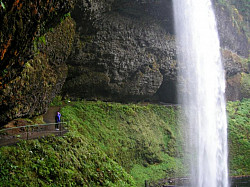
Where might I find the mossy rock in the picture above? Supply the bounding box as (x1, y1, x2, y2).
(241, 73, 250, 98)
(0, 17, 76, 125)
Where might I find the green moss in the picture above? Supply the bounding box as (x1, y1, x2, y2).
(215, 0, 250, 39)
(227, 98, 250, 176)
(0, 134, 135, 186)
(50, 95, 63, 107)
(0, 101, 184, 186)
(1, 99, 248, 186)
(241, 56, 250, 71)
(31, 115, 45, 124)
(241, 73, 250, 98)
(130, 154, 185, 186)
(61, 12, 71, 23)
(60, 101, 184, 186)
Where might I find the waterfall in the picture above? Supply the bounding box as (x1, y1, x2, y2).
(173, 0, 229, 186)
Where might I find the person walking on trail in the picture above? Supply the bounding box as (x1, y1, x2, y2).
(55, 111, 61, 130)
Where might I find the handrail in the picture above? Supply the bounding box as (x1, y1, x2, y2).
(0, 122, 67, 132)
(0, 122, 68, 147)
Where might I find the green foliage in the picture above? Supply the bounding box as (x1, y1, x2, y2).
(60, 12, 71, 23)
(50, 95, 63, 106)
(227, 98, 250, 176)
(216, 0, 250, 38)
(217, 0, 227, 6)
(63, 12, 71, 19)
(0, 0, 5, 10)
(241, 73, 250, 97)
(0, 99, 249, 186)
(0, 101, 184, 186)
(1, 68, 8, 77)
(38, 36, 46, 45)
(60, 101, 184, 186)
(33, 35, 46, 52)
(0, 134, 135, 186)
(130, 154, 186, 186)
(230, 0, 250, 20)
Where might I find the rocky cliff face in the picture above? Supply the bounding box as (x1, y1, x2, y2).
(63, 0, 177, 102)
(215, 1, 249, 58)
(63, 0, 249, 102)
(0, 0, 76, 124)
(214, 0, 249, 100)
(0, 17, 75, 124)
(0, 0, 249, 125)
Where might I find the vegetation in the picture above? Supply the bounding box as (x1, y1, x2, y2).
(0, 101, 184, 186)
(0, 134, 134, 186)
(0, 0, 5, 10)
(50, 95, 63, 106)
(0, 99, 249, 186)
(60, 101, 185, 186)
(241, 72, 250, 98)
(230, 0, 250, 23)
(227, 98, 250, 176)
(216, 0, 250, 39)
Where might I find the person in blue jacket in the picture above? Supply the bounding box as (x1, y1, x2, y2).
(55, 111, 61, 130)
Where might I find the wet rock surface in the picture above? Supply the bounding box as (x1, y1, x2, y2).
(0, 0, 249, 124)
(214, 0, 249, 58)
(63, 0, 177, 102)
(63, 0, 249, 103)
(0, 17, 76, 124)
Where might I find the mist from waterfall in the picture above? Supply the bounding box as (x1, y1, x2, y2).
(173, 0, 229, 186)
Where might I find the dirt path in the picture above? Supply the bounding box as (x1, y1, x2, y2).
(43, 106, 61, 123)
(0, 106, 67, 147)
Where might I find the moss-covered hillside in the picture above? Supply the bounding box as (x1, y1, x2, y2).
(227, 98, 250, 176)
(0, 101, 184, 186)
(0, 99, 249, 186)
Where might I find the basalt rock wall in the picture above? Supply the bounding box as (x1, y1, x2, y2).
(0, 0, 249, 125)
(63, 0, 249, 102)
(214, 0, 249, 101)
(0, 1, 76, 125)
(63, 0, 177, 102)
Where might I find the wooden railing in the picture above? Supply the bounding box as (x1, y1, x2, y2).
(0, 122, 68, 147)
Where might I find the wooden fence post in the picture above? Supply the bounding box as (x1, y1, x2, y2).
(59, 122, 62, 136)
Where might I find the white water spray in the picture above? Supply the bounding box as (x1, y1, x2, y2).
(173, 0, 228, 186)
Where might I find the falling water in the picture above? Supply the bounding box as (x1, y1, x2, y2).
(173, 0, 228, 186)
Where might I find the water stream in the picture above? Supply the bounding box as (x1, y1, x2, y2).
(173, 0, 228, 186)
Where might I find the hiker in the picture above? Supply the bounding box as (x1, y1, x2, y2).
(55, 111, 61, 130)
